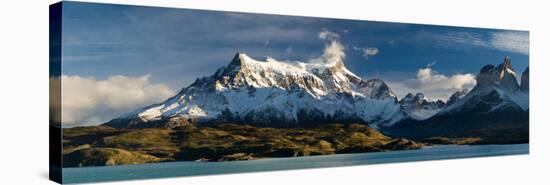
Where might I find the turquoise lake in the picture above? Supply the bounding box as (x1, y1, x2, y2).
(62, 144, 528, 184)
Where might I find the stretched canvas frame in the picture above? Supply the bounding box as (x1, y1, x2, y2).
(50, 1, 529, 184)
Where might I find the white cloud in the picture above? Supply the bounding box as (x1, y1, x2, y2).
(490, 31, 529, 55)
(322, 40, 346, 60)
(387, 65, 476, 101)
(311, 30, 346, 64)
(318, 30, 340, 41)
(353, 46, 379, 60)
(57, 75, 175, 127)
(364, 47, 379, 56)
(408, 67, 476, 90)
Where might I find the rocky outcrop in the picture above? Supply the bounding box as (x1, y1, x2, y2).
(383, 138, 422, 150)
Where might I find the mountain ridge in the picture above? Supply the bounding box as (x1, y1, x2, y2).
(384, 57, 529, 142)
(104, 53, 528, 140)
(105, 52, 405, 129)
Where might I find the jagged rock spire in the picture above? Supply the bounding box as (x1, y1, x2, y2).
(476, 56, 520, 92)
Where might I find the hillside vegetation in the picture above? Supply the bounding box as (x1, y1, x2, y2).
(63, 123, 422, 167)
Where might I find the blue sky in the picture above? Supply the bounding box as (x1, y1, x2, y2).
(59, 2, 529, 126)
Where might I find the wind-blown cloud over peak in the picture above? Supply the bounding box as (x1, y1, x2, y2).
(322, 39, 346, 60)
(312, 30, 346, 64)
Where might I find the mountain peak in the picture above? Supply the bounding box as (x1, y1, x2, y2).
(105, 52, 407, 128)
(228, 52, 255, 65)
(357, 78, 396, 100)
(497, 56, 516, 79)
(216, 52, 330, 95)
(398, 92, 445, 120)
(400, 93, 428, 102)
(503, 56, 512, 69)
(224, 52, 248, 74)
(476, 56, 520, 91)
(438, 57, 528, 116)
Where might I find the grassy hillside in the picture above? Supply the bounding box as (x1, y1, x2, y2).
(63, 123, 422, 167)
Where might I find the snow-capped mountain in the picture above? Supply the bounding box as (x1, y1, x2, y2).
(398, 93, 445, 120)
(104, 52, 405, 129)
(385, 57, 529, 139)
(440, 56, 528, 115)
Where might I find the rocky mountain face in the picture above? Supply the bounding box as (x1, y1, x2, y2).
(446, 89, 469, 106)
(521, 67, 529, 92)
(441, 56, 528, 114)
(105, 53, 405, 129)
(385, 57, 529, 143)
(475, 56, 520, 92)
(399, 93, 446, 120)
(358, 79, 396, 99)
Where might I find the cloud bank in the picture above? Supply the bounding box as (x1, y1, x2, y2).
(58, 75, 175, 127)
(388, 65, 476, 100)
(406, 67, 476, 90)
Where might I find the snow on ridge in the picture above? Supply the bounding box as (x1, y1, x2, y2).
(109, 52, 407, 128)
(238, 53, 311, 77)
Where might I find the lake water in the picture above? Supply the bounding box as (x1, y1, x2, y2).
(62, 144, 528, 184)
